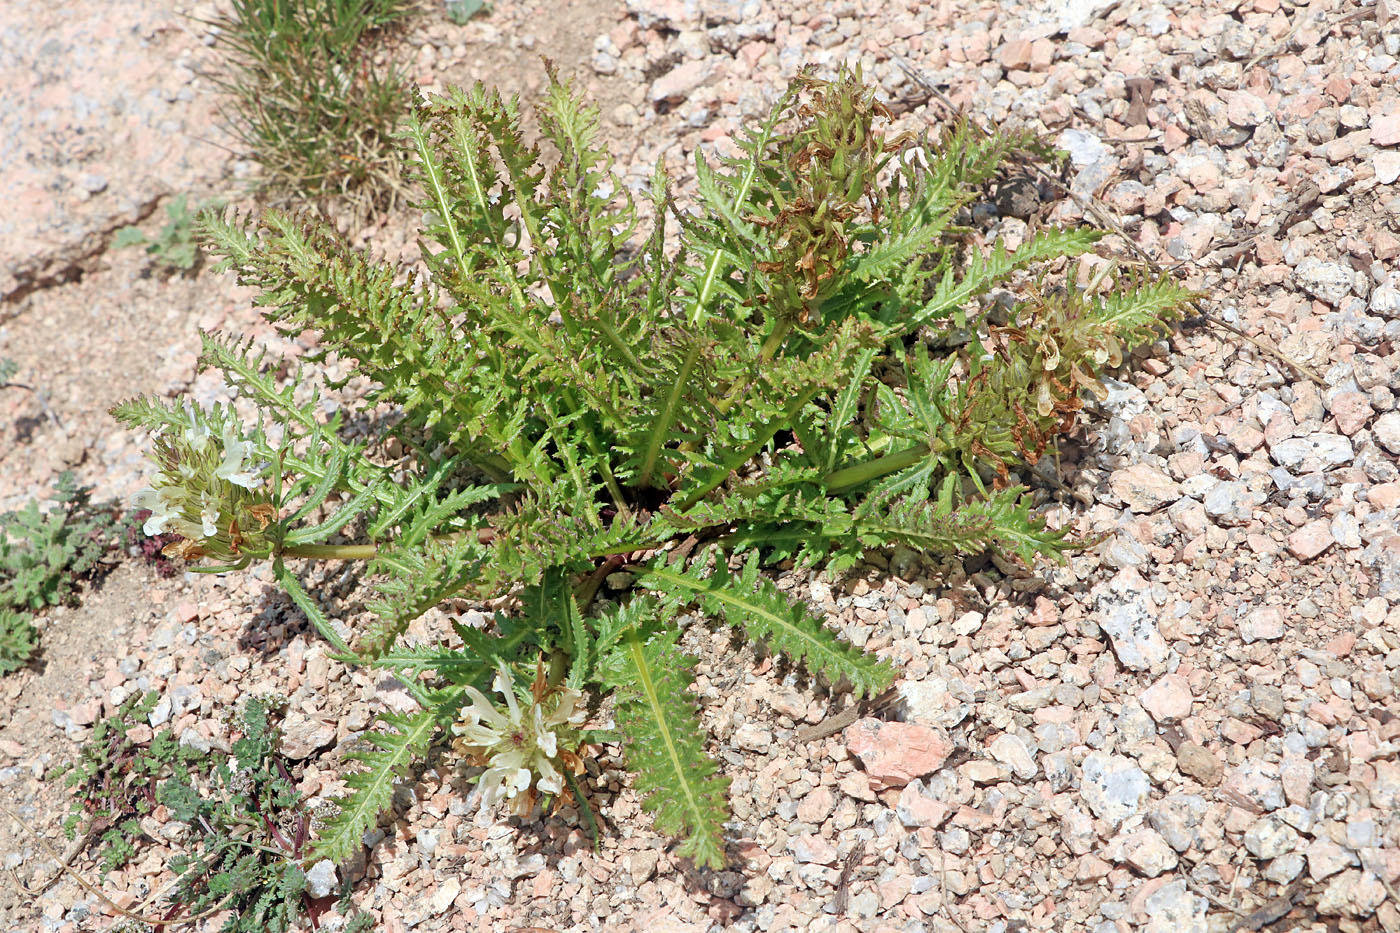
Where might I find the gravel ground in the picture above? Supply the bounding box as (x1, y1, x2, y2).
(2, 0, 1400, 931)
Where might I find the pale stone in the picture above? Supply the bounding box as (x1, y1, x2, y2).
(1374, 411, 1400, 454)
(1372, 112, 1400, 147)
(1375, 150, 1400, 185)
(988, 734, 1038, 780)
(790, 833, 838, 865)
(1245, 816, 1301, 859)
(1267, 433, 1353, 470)
(1140, 674, 1193, 723)
(1110, 463, 1181, 513)
(1143, 880, 1209, 933)
(649, 60, 713, 102)
(1328, 391, 1374, 435)
(845, 719, 952, 790)
(1080, 753, 1150, 826)
(1119, 828, 1178, 877)
(1294, 258, 1355, 305)
(1317, 870, 1388, 918)
(1288, 520, 1335, 560)
(1240, 606, 1286, 642)
(305, 860, 338, 899)
(429, 877, 460, 915)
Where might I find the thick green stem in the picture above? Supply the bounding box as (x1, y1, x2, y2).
(822, 441, 945, 494)
(280, 543, 379, 560)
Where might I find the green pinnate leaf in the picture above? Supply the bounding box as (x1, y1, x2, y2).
(601, 621, 730, 868)
(639, 550, 894, 699)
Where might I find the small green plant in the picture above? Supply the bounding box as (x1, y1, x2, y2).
(203, 0, 413, 206)
(59, 692, 200, 871)
(0, 472, 121, 673)
(62, 692, 361, 931)
(115, 67, 1192, 867)
(445, 0, 489, 24)
(0, 610, 37, 676)
(112, 195, 217, 273)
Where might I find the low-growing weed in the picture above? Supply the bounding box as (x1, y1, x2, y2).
(61, 692, 364, 931)
(112, 195, 215, 273)
(115, 66, 1193, 866)
(59, 691, 201, 871)
(0, 472, 122, 673)
(445, 0, 489, 24)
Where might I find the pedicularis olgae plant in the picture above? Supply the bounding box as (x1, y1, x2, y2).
(115, 67, 1191, 867)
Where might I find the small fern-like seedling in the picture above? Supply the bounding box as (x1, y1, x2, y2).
(0, 472, 121, 673)
(114, 66, 1192, 868)
(112, 194, 216, 273)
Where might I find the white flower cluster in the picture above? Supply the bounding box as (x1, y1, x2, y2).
(129, 407, 272, 562)
(453, 662, 588, 815)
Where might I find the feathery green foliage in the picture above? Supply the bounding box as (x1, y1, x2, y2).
(602, 624, 730, 867)
(115, 66, 1193, 866)
(312, 706, 440, 864)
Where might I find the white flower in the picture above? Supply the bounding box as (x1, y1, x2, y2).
(184, 421, 212, 454)
(199, 492, 220, 539)
(215, 425, 260, 489)
(453, 662, 587, 814)
(132, 486, 179, 536)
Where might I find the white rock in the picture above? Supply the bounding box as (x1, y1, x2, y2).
(1374, 150, 1400, 185)
(1118, 828, 1178, 877)
(1267, 433, 1353, 471)
(1306, 837, 1356, 880)
(1094, 571, 1169, 671)
(1244, 816, 1301, 859)
(1264, 853, 1306, 883)
(988, 734, 1038, 780)
(732, 722, 771, 752)
(1295, 258, 1356, 305)
(1058, 127, 1111, 166)
(1149, 794, 1209, 852)
(626, 0, 700, 29)
(649, 60, 713, 102)
(1202, 480, 1253, 526)
(429, 877, 461, 915)
(1374, 411, 1400, 453)
(305, 860, 338, 899)
(1140, 674, 1192, 723)
(1110, 463, 1181, 513)
(1080, 753, 1150, 826)
(1239, 607, 1286, 642)
(1224, 759, 1286, 812)
(1143, 880, 1209, 933)
(1053, 0, 1119, 32)
(1316, 870, 1388, 918)
(897, 678, 949, 725)
(1330, 511, 1362, 548)
(1371, 283, 1400, 318)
